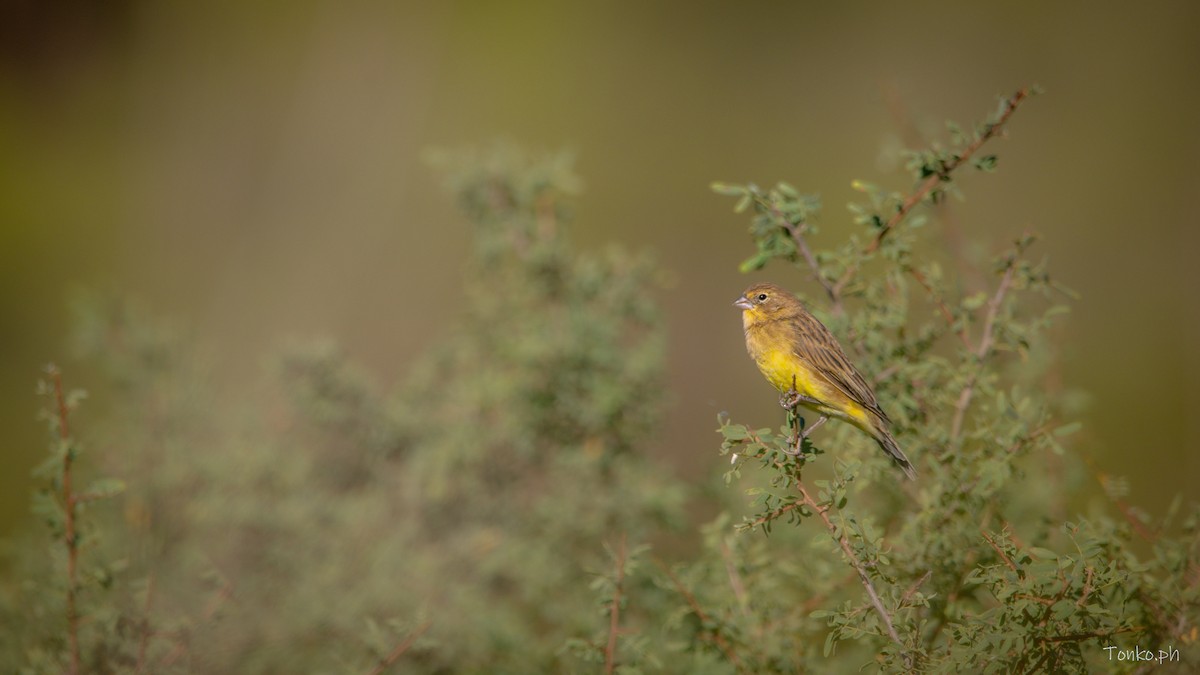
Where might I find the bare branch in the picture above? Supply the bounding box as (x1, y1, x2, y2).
(781, 216, 838, 305)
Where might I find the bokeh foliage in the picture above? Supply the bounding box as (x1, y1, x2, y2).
(0, 146, 683, 673)
(2, 94, 1198, 674)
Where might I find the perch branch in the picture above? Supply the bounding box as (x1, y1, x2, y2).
(795, 482, 906, 653)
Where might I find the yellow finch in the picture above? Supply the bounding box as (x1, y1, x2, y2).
(734, 282, 916, 480)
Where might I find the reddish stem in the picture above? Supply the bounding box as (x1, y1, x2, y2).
(50, 366, 81, 675)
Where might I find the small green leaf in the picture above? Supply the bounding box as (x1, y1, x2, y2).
(1053, 422, 1082, 437)
(1029, 547, 1058, 560)
(973, 155, 999, 171)
(962, 292, 988, 309)
(721, 425, 749, 441)
(739, 254, 768, 273)
(82, 478, 126, 500)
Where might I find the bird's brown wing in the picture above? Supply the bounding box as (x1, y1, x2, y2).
(788, 312, 890, 422)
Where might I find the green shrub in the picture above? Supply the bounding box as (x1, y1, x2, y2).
(2, 93, 1196, 674)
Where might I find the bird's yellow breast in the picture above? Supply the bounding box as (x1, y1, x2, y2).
(754, 343, 826, 398)
(744, 320, 869, 425)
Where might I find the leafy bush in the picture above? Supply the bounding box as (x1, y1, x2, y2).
(2, 93, 1196, 674)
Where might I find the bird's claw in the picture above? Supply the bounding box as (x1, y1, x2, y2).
(779, 383, 820, 411)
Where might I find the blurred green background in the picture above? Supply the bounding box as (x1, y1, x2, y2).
(2, 0, 1198, 537)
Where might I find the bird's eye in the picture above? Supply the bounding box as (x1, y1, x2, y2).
(757, 293, 768, 301)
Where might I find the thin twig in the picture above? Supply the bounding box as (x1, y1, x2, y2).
(604, 534, 627, 675)
(1076, 567, 1095, 608)
(900, 571, 932, 608)
(134, 575, 156, 674)
(1034, 625, 1140, 644)
(872, 363, 901, 385)
(880, 81, 989, 293)
(744, 502, 798, 531)
(1080, 451, 1159, 542)
(980, 530, 1019, 573)
(719, 541, 750, 613)
(975, 261, 1014, 359)
(1000, 519, 1029, 552)
(795, 483, 906, 653)
(831, 87, 1033, 300)
(949, 261, 1015, 443)
(656, 561, 744, 670)
(779, 214, 838, 305)
(908, 266, 971, 349)
(201, 579, 234, 622)
(1012, 593, 1055, 606)
(49, 366, 81, 675)
(158, 577, 236, 669)
(366, 621, 432, 675)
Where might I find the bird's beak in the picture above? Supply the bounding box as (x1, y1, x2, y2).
(733, 297, 753, 310)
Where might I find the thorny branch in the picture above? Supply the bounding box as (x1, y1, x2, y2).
(881, 81, 989, 293)
(831, 87, 1034, 303)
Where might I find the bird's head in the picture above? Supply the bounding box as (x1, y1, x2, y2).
(734, 283, 799, 325)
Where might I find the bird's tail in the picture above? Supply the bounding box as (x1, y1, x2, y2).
(874, 427, 917, 481)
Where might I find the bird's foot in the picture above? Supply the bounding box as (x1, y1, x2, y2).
(800, 415, 828, 439)
(779, 388, 821, 411)
(784, 415, 828, 455)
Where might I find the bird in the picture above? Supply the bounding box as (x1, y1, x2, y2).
(734, 282, 916, 480)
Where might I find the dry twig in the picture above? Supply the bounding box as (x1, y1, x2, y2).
(604, 534, 627, 675)
(366, 621, 433, 675)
